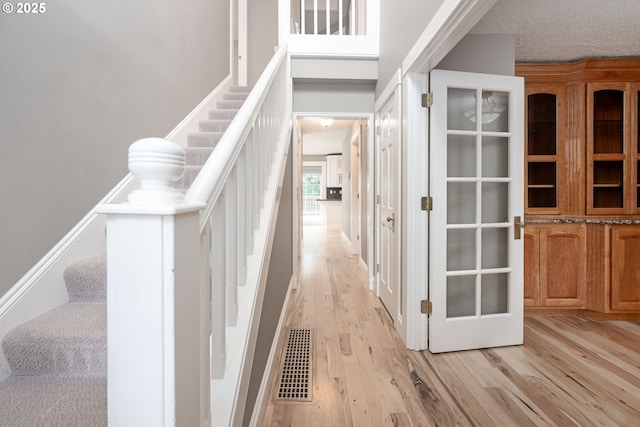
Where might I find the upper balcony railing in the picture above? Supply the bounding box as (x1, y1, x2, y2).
(279, 0, 379, 57)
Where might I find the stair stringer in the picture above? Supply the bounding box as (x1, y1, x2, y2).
(0, 75, 234, 382)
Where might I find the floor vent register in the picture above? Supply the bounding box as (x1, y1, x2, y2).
(276, 328, 313, 402)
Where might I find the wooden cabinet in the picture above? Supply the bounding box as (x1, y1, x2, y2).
(518, 59, 640, 316)
(610, 225, 640, 311)
(525, 224, 587, 308)
(326, 154, 342, 188)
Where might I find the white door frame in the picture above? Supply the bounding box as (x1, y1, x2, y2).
(374, 70, 404, 341)
(401, 72, 430, 350)
(396, 0, 501, 351)
(237, 0, 248, 86)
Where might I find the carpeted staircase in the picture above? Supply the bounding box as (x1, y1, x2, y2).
(0, 86, 251, 424)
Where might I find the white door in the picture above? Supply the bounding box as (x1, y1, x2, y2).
(429, 70, 524, 353)
(376, 88, 401, 323)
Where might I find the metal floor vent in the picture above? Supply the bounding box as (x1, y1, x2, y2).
(276, 328, 312, 401)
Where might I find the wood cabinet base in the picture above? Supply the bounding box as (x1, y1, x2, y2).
(525, 222, 640, 315)
(525, 308, 640, 320)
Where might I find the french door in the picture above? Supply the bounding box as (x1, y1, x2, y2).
(429, 70, 524, 353)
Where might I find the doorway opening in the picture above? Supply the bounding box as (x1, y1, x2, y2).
(292, 114, 374, 291)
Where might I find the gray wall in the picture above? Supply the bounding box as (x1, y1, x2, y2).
(293, 81, 375, 113)
(436, 33, 515, 75)
(0, 0, 230, 297)
(243, 140, 293, 426)
(248, 0, 278, 84)
(377, 0, 444, 97)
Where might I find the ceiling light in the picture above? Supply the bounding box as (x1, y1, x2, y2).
(464, 91, 506, 124)
(319, 118, 334, 127)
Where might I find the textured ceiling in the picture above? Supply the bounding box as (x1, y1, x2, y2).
(471, 0, 640, 62)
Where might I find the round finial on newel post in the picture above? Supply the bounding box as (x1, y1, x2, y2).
(127, 138, 186, 205)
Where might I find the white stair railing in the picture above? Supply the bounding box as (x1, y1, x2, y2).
(98, 45, 292, 426)
(297, 0, 357, 35)
(281, 0, 379, 56)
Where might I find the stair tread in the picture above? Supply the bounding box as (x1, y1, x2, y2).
(63, 255, 106, 302)
(223, 92, 248, 101)
(4, 303, 106, 343)
(199, 119, 233, 132)
(208, 109, 239, 119)
(216, 100, 244, 109)
(228, 86, 252, 93)
(187, 132, 224, 148)
(0, 376, 106, 425)
(3, 303, 106, 376)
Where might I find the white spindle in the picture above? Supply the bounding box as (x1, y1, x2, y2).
(313, 0, 318, 34)
(225, 172, 238, 327)
(198, 227, 211, 423)
(237, 151, 248, 287)
(351, 0, 356, 35)
(338, 0, 343, 35)
(210, 203, 226, 379)
(247, 131, 257, 248)
(325, 0, 330, 35)
(300, 0, 306, 34)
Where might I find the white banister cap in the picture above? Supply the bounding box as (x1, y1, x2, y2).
(127, 137, 186, 205)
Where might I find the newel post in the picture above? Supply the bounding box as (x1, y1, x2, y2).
(97, 138, 207, 426)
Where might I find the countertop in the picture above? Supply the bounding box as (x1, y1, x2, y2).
(525, 218, 640, 225)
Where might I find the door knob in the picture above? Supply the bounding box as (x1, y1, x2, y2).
(387, 214, 395, 223)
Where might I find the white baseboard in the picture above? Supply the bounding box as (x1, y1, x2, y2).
(248, 276, 294, 427)
(341, 230, 350, 247)
(359, 256, 368, 273)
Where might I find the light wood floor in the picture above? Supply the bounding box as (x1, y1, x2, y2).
(260, 227, 640, 426)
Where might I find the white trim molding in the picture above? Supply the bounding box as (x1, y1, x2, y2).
(402, 0, 499, 76)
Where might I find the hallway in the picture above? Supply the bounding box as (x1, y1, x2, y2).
(259, 227, 640, 426)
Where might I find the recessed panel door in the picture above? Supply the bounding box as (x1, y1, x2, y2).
(376, 87, 401, 323)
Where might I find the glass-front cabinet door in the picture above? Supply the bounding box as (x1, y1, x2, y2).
(429, 70, 524, 353)
(586, 83, 639, 214)
(525, 87, 565, 214)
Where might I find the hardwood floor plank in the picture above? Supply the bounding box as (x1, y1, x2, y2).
(409, 351, 473, 426)
(258, 228, 640, 427)
(343, 361, 375, 426)
(484, 387, 539, 427)
(428, 352, 504, 426)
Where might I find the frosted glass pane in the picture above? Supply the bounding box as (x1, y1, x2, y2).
(482, 91, 509, 133)
(447, 229, 476, 271)
(482, 137, 509, 177)
(448, 183, 476, 224)
(482, 228, 508, 269)
(481, 274, 508, 315)
(448, 135, 476, 177)
(448, 88, 477, 131)
(482, 183, 508, 223)
(447, 275, 476, 318)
